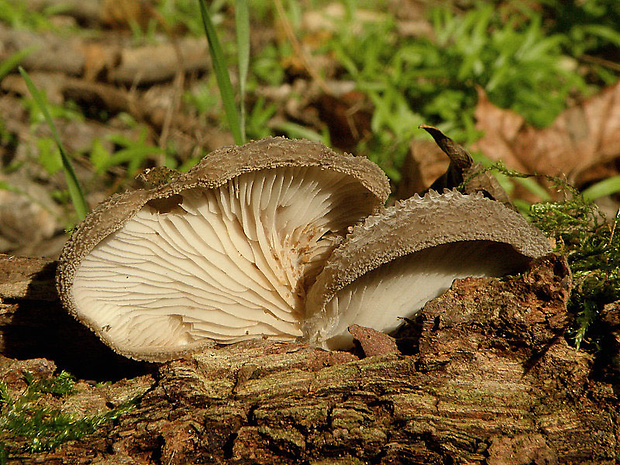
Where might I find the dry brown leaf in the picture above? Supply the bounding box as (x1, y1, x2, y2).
(82, 42, 119, 82)
(396, 139, 448, 200)
(315, 90, 373, 152)
(100, 0, 152, 30)
(472, 82, 620, 186)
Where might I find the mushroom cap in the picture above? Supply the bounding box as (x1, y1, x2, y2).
(57, 137, 390, 361)
(303, 190, 553, 349)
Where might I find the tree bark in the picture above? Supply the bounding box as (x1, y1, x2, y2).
(0, 254, 618, 464)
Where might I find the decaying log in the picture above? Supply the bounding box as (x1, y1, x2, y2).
(0, 254, 56, 300)
(0, 24, 210, 85)
(1, 253, 618, 463)
(0, 254, 150, 379)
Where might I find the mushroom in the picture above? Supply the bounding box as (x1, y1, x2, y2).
(57, 138, 390, 361)
(302, 190, 553, 349)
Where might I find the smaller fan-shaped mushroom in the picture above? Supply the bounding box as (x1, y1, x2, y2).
(302, 190, 553, 349)
(57, 138, 390, 361)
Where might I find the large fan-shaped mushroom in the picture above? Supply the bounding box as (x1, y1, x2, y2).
(303, 190, 553, 349)
(57, 138, 390, 361)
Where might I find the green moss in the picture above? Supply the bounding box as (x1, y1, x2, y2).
(0, 371, 138, 463)
(529, 192, 620, 350)
(461, 162, 619, 352)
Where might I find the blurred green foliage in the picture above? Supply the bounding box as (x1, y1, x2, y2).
(324, 2, 611, 177)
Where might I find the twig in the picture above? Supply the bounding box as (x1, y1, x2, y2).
(579, 54, 620, 72)
(273, 0, 331, 95)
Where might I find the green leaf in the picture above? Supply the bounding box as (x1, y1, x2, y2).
(0, 381, 12, 405)
(18, 67, 88, 221)
(581, 175, 620, 201)
(108, 145, 165, 175)
(0, 47, 36, 80)
(515, 176, 553, 201)
(103, 128, 165, 175)
(272, 121, 328, 144)
(0, 181, 19, 193)
(89, 138, 112, 174)
(37, 138, 62, 175)
(198, 0, 244, 144)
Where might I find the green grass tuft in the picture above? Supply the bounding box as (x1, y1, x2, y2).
(235, 0, 250, 139)
(581, 175, 620, 201)
(18, 67, 89, 221)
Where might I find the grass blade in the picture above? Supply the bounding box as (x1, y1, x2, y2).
(0, 47, 36, 80)
(198, 0, 244, 145)
(235, 0, 250, 140)
(581, 175, 620, 201)
(19, 67, 89, 221)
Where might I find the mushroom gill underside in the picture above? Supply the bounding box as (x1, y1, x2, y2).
(61, 138, 553, 362)
(304, 240, 531, 350)
(302, 190, 552, 350)
(71, 166, 374, 357)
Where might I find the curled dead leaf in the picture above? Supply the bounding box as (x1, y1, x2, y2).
(472, 83, 620, 187)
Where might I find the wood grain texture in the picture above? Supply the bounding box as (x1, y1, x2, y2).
(0, 254, 618, 463)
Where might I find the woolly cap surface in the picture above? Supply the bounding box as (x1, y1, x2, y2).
(303, 190, 552, 349)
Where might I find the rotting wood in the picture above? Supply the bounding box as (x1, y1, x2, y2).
(0, 254, 56, 300)
(0, 253, 618, 463)
(0, 25, 210, 85)
(0, 254, 151, 380)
